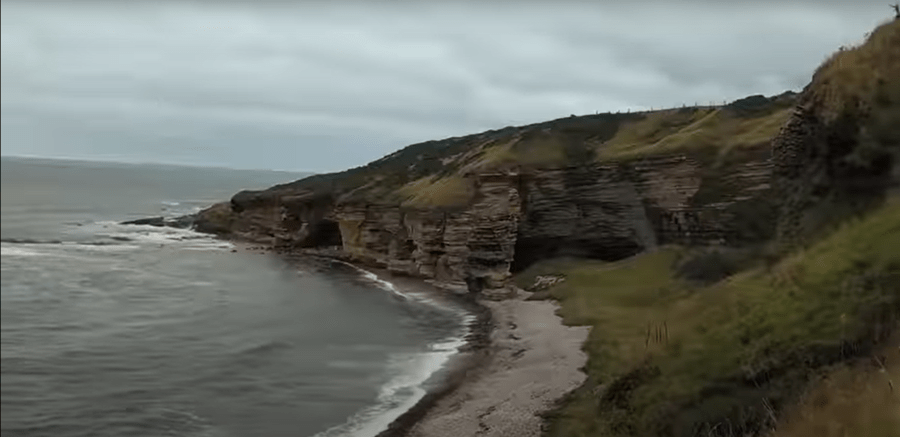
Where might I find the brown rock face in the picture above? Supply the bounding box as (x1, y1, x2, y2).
(319, 153, 771, 292)
(772, 103, 898, 250)
(770, 19, 900, 249)
(335, 171, 521, 295)
(196, 148, 777, 294)
(513, 164, 658, 271)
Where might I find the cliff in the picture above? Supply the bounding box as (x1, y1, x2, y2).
(772, 18, 900, 249)
(519, 19, 899, 437)
(196, 93, 795, 294)
(194, 19, 896, 299)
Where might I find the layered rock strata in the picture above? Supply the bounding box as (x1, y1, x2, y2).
(196, 151, 776, 294)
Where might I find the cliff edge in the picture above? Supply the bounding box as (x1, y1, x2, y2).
(196, 91, 800, 295)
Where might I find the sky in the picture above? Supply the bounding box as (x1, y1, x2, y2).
(0, 1, 892, 172)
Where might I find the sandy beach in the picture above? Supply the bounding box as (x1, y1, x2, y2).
(405, 289, 590, 437)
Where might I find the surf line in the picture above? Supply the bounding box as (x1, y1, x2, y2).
(312, 262, 477, 437)
(332, 259, 413, 300)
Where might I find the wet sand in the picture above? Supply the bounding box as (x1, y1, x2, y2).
(404, 289, 590, 437)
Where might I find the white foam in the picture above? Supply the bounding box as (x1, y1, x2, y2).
(429, 337, 466, 352)
(89, 221, 233, 251)
(332, 260, 413, 301)
(312, 335, 465, 437)
(61, 242, 142, 252)
(0, 242, 139, 257)
(311, 261, 477, 437)
(0, 245, 42, 257)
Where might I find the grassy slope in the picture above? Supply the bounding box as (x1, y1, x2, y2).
(511, 20, 900, 437)
(380, 16, 896, 208)
(808, 18, 900, 123)
(771, 334, 899, 437)
(392, 98, 792, 208)
(253, 93, 794, 210)
(595, 104, 793, 163)
(515, 199, 900, 437)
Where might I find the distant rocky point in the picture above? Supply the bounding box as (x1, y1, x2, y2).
(121, 215, 195, 229)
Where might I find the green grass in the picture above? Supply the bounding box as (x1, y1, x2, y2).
(398, 175, 475, 208)
(595, 106, 792, 162)
(810, 19, 900, 122)
(772, 337, 900, 437)
(524, 199, 900, 437)
(464, 132, 570, 171)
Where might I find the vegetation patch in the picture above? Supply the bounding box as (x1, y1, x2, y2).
(770, 336, 900, 437)
(672, 246, 763, 286)
(525, 199, 900, 437)
(595, 104, 793, 163)
(809, 19, 900, 123)
(398, 175, 475, 209)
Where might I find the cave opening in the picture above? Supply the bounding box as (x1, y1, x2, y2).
(306, 219, 344, 247)
(510, 236, 644, 273)
(393, 239, 417, 260)
(465, 275, 485, 294)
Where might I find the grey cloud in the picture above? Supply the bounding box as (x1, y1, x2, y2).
(1, 1, 893, 171)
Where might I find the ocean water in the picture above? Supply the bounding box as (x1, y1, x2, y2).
(0, 157, 470, 437)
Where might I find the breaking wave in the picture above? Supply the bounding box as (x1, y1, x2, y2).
(312, 264, 474, 437)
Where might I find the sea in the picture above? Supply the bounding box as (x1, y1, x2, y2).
(0, 156, 472, 437)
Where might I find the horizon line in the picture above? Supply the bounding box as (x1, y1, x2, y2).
(0, 154, 317, 174)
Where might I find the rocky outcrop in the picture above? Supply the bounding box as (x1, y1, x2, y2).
(156, 144, 778, 296)
(185, 147, 777, 295)
(121, 215, 194, 229)
(771, 19, 899, 249)
(239, 151, 772, 294)
(514, 164, 656, 271)
(335, 171, 521, 296)
(772, 97, 899, 250)
(181, 92, 805, 295)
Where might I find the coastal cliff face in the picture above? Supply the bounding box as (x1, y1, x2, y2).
(772, 30, 900, 248)
(187, 21, 898, 300)
(334, 171, 521, 296)
(194, 96, 796, 294)
(197, 146, 779, 294)
(193, 89, 798, 294)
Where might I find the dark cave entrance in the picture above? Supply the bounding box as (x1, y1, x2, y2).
(510, 236, 644, 273)
(306, 219, 344, 247)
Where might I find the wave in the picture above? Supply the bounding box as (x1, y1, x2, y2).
(88, 221, 234, 251)
(1, 238, 64, 245)
(1, 238, 129, 247)
(0, 246, 42, 257)
(2, 221, 233, 257)
(235, 340, 293, 358)
(312, 338, 464, 437)
(332, 260, 412, 301)
(0, 241, 142, 258)
(312, 263, 475, 437)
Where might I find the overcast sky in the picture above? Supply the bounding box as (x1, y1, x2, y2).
(0, 1, 891, 172)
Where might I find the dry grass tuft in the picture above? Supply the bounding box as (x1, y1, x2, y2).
(526, 198, 900, 437)
(809, 19, 900, 121)
(595, 105, 792, 162)
(397, 175, 474, 208)
(771, 337, 900, 437)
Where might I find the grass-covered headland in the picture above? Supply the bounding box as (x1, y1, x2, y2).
(514, 18, 900, 437)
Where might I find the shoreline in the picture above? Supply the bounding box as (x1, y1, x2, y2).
(237, 243, 496, 437)
(236, 243, 589, 437)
